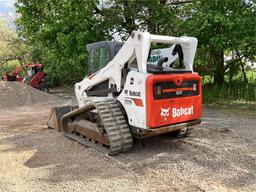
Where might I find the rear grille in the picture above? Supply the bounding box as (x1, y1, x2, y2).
(153, 80, 199, 99)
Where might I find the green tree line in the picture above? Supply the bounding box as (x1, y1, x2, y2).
(12, 0, 256, 85)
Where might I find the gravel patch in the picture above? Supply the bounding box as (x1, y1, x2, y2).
(0, 104, 255, 192)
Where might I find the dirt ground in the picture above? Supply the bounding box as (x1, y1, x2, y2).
(0, 93, 255, 192)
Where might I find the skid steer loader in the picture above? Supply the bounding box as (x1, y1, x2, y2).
(48, 31, 202, 154)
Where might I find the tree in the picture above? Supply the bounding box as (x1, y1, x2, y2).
(16, 0, 256, 86)
(15, 0, 181, 83)
(98, 0, 180, 40)
(181, 0, 256, 85)
(15, 0, 105, 84)
(0, 19, 29, 76)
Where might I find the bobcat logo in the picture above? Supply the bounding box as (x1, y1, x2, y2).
(160, 107, 170, 118)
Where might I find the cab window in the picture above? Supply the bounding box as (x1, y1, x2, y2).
(90, 47, 110, 73)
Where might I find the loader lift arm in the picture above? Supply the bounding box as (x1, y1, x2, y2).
(75, 31, 197, 106)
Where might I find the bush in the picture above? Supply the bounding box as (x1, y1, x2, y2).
(203, 81, 256, 103)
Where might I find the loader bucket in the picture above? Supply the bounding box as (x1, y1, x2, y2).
(47, 106, 74, 131)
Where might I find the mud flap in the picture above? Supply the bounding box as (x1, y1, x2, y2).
(47, 106, 75, 131)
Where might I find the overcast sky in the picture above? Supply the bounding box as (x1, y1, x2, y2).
(0, 0, 16, 31)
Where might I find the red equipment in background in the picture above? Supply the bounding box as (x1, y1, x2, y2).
(1, 64, 26, 82)
(2, 63, 48, 92)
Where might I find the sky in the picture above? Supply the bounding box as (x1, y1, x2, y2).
(0, 0, 16, 31)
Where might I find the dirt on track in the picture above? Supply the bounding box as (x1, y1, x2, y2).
(0, 95, 255, 191)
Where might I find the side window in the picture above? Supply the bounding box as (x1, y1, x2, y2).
(90, 47, 110, 73)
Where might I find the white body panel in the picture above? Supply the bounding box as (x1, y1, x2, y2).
(75, 31, 198, 129)
(117, 71, 148, 128)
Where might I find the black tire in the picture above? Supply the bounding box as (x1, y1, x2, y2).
(40, 86, 49, 93)
(38, 81, 49, 92)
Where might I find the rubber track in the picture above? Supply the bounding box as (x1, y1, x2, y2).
(95, 99, 133, 154)
(64, 99, 133, 155)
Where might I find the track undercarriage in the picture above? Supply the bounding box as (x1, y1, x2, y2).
(47, 98, 201, 154)
(60, 99, 133, 155)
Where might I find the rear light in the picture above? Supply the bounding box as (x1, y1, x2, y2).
(156, 86, 162, 95)
(154, 85, 162, 96)
(193, 83, 197, 91)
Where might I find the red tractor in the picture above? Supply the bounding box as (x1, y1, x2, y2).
(2, 63, 48, 92)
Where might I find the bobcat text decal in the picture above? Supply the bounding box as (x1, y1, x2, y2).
(160, 106, 194, 119)
(172, 106, 194, 118)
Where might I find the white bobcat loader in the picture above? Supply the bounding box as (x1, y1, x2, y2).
(48, 31, 202, 154)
